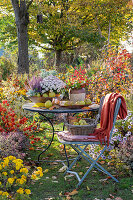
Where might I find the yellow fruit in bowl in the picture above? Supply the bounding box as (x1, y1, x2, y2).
(79, 119, 88, 125)
(45, 100, 52, 108)
(63, 101, 71, 106)
(78, 101, 85, 105)
(85, 99, 92, 105)
(43, 93, 48, 97)
(49, 92, 55, 98)
(73, 122, 79, 125)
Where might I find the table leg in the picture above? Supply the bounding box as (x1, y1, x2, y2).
(37, 112, 55, 162)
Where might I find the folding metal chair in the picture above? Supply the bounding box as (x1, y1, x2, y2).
(57, 98, 121, 188)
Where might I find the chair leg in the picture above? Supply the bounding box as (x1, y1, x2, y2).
(76, 145, 119, 187)
(64, 144, 119, 188)
(73, 146, 105, 174)
(64, 145, 87, 176)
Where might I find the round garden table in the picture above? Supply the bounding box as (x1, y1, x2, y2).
(22, 103, 99, 163)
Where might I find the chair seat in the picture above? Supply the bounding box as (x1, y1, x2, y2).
(57, 131, 104, 144)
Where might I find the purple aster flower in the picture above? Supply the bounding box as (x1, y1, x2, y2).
(128, 125, 131, 129)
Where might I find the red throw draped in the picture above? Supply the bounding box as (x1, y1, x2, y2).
(91, 93, 127, 145)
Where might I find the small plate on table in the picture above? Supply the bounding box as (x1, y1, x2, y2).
(89, 104, 100, 109)
(59, 101, 91, 109)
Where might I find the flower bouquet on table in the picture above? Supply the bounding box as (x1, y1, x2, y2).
(64, 66, 91, 105)
(26, 74, 66, 109)
(65, 66, 89, 90)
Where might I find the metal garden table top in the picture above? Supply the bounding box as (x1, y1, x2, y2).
(22, 103, 99, 114)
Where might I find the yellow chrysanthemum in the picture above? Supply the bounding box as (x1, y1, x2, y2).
(2, 172, 7, 176)
(8, 156, 15, 160)
(37, 167, 42, 171)
(19, 179, 25, 185)
(7, 178, 14, 185)
(16, 178, 21, 184)
(12, 159, 17, 164)
(0, 182, 2, 185)
(25, 189, 31, 195)
(34, 171, 40, 175)
(2, 163, 7, 168)
(20, 167, 28, 174)
(39, 172, 43, 177)
(31, 174, 37, 180)
(0, 190, 3, 195)
(2, 192, 9, 197)
(0, 165, 2, 170)
(10, 170, 14, 174)
(16, 188, 24, 194)
(16, 163, 23, 170)
(3, 157, 9, 163)
(16, 159, 23, 163)
(21, 175, 26, 181)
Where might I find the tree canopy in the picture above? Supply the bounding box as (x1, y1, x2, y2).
(0, 0, 132, 72)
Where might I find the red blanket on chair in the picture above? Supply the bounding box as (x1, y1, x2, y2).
(57, 93, 127, 144)
(91, 93, 127, 145)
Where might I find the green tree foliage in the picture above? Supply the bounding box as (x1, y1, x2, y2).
(0, 14, 17, 50)
(0, 0, 132, 71)
(29, 0, 105, 68)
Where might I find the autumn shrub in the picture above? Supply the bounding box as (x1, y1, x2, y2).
(87, 47, 132, 102)
(118, 135, 133, 173)
(0, 156, 43, 199)
(0, 56, 16, 81)
(0, 74, 28, 114)
(114, 110, 133, 172)
(96, 111, 133, 174)
(0, 100, 28, 133)
(0, 100, 42, 152)
(0, 131, 30, 159)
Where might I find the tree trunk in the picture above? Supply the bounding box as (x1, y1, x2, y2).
(17, 23, 29, 74)
(11, 0, 33, 74)
(55, 49, 62, 71)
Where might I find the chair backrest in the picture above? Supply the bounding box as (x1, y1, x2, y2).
(95, 96, 105, 123)
(109, 98, 121, 141)
(98, 96, 105, 117)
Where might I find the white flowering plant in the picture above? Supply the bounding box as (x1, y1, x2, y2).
(40, 75, 66, 94)
(26, 73, 66, 97)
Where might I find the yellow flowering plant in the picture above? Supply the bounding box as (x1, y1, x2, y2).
(0, 156, 43, 200)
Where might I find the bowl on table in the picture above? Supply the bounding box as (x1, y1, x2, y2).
(29, 96, 53, 103)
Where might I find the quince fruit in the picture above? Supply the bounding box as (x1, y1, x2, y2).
(36, 93, 41, 97)
(78, 101, 85, 105)
(85, 98, 92, 105)
(64, 101, 70, 106)
(49, 92, 55, 98)
(45, 100, 52, 108)
(64, 101, 73, 106)
(75, 101, 80, 105)
(73, 122, 79, 125)
(43, 93, 48, 97)
(79, 119, 87, 125)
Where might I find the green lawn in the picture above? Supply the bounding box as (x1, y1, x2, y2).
(27, 122, 133, 200)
